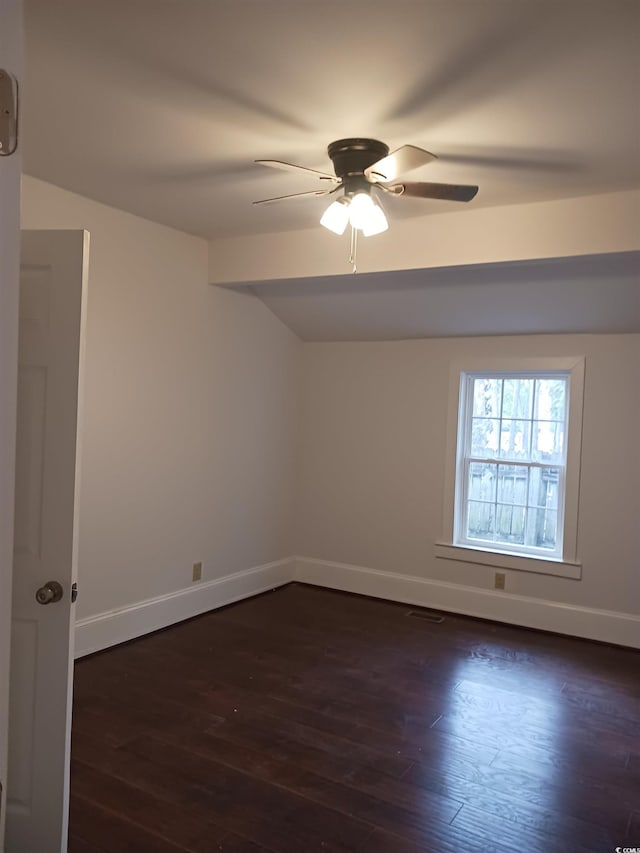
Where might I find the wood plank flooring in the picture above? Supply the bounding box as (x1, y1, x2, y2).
(69, 583, 640, 852)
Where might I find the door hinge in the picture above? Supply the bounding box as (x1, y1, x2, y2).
(0, 69, 19, 156)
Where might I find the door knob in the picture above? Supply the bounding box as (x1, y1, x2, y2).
(35, 581, 64, 605)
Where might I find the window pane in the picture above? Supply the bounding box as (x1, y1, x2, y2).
(467, 501, 495, 541)
(496, 464, 528, 506)
(528, 507, 558, 550)
(534, 378, 566, 422)
(528, 467, 559, 509)
(499, 420, 531, 459)
(532, 421, 564, 463)
(502, 378, 534, 420)
(471, 418, 500, 456)
(468, 462, 497, 501)
(472, 378, 502, 418)
(495, 503, 526, 545)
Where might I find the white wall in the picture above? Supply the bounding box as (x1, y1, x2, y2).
(209, 190, 640, 283)
(296, 335, 640, 642)
(0, 0, 22, 843)
(16, 176, 640, 651)
(21, 176, 301, 651)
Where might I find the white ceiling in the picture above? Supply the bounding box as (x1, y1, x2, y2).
(23, 0, 640, 242)
(239, 252, 640, 341)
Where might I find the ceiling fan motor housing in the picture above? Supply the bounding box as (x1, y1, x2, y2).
(327, 138, 389, 188)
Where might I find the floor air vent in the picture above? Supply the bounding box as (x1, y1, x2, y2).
(406, 610, 445, 624)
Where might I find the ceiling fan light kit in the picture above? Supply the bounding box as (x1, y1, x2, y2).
(320, 192, 388, 237)
(254, 137, 478, 269)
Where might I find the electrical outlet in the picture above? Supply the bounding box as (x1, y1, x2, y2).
(494, 572, 506, 590)
(192, 561, 202, 582)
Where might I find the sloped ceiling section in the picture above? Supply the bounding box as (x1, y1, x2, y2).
(224, 252, 640, 342)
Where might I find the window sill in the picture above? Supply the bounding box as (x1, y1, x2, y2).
(434, 542, 582, 579)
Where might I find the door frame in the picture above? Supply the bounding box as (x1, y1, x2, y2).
(0, 0, 23, 848)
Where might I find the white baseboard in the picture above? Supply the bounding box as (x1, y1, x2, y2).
(76, 554, 640, 657)
(294, 556, 640, 649)
(74, 558, 294, 658)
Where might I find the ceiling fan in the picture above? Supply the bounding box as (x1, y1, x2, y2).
(253, 138, 479, 239)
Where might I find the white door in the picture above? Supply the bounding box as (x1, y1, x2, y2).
(7, 230, 89, 853)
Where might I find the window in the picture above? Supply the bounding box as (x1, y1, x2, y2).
(457, 372, 568, 558)
(437, 357, 584, 578)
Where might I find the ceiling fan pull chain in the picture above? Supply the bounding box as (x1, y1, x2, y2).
(349, 225, 358, 274)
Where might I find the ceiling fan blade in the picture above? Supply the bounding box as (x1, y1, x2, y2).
(252, 189, 335, 205)
(365, 145, 437, 182)
(393, 181, 479, 202)
(255, 159, 339, 182)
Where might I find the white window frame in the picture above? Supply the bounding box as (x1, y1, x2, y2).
(435, 356, 585, 579)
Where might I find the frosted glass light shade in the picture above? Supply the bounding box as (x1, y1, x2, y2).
(320, 199, 350, 234)
(349, 192, 388, 236)
(348, 192, 375, 229)
(361, 203, 388, 236)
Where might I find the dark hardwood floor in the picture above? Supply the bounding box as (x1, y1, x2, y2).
(68, 583, 640, 852)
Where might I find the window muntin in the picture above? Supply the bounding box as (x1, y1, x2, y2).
(456, 373, 569, 559)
